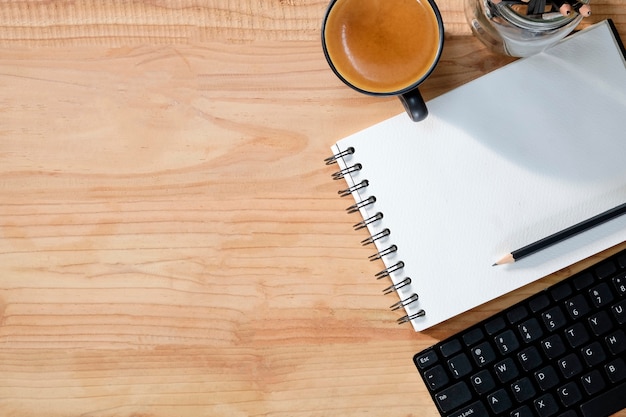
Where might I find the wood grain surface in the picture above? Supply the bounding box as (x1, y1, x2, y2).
(1, 1, 625, 416)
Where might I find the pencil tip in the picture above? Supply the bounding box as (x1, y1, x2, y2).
(493, 253, 515, 266)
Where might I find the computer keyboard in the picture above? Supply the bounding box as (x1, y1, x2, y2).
(413, 247, 626, 417)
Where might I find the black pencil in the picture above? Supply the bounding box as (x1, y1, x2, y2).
(493, 201, 626, 265)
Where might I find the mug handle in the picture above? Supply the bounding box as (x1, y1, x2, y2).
(398, 89, 428, 122)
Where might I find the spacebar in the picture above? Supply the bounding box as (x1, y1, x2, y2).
(580, 380, 626, 417)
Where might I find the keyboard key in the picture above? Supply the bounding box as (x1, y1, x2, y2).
(471, 369, 495, 395)
(529, 294, 550, 313)
(494, 330, 519, 355)
(564, 323, 589, 348)
(414, 349, 438, 369)
(518, 318, 543, 343)
(565, 294, 590, 319)
(511, 377, 536, 403)
(494, 358, 519, 383)
(580, 341, 605, 367)
(606, 329, 626, 355)
(595, 260, 617, 279)
(471, 341, 496, 367)
(424, 364, 450, 391)
(484, 316, 506, 335)
(587, 310, 612, 336)
(589, 283, 614, 307)
(518, 346, 543, 371)
(463, 327, 484, 347)
(573, 272, 594, 291)
(541, 334, 565, 359)
(613, 273, 626, 295)
(510, 405, 533, 417)
(435, 381, 472, 413)
(448, 401, 490, 417)
(618, 253, 626, 269)
(550, 283, 572, 302)
(558, 353, 583, 379)
(580, 369, 605, 395)
(507, 306, 528, 324)
(556, 381, 582, 407)
(605, 358, 626, 383)
(448, 353, 473, 379)
(535, 365, 560, 391)
(441, 339, 462, 357)
(542, 306, 566, 332)
(534, 393, 559, 417)
(612, 299, 626, 324)
(487, 388, 512, 414)
(580, 380, 626, 417)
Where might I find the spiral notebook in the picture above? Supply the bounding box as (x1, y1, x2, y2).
(327, 20, 626, 331)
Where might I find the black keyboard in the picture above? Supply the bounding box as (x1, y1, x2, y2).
(413, 247, 626, 417)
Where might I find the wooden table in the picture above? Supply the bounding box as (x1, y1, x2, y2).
(1, 2, 624, 416)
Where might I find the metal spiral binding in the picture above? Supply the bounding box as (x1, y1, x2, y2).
(375, 261, 404, 279)
(347, 196, 376, 214)
(326, 147, 426, 325)
(339, 180, 369, 197)
(360, 228, 390, 246)
(324, 146, 354, 165)
(332, 163, 362, 181)
(390, 293, 419, 311)
(369, 244, 397, 261)
(353, 212, 383, 231)
(383, 277, 411, 295)
(397, 309, 426, 325)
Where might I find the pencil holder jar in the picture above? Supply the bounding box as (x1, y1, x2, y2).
(466, 0, 585, 57)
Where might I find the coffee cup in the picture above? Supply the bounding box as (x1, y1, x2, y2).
(322, 0, 444, 122)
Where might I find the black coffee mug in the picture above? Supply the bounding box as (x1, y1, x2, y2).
(322, 0, 444, 122)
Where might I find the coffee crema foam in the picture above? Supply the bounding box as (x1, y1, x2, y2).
(324, 0, 440, 94)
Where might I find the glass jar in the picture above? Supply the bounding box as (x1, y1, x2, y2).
(466, 0, 584, 57)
